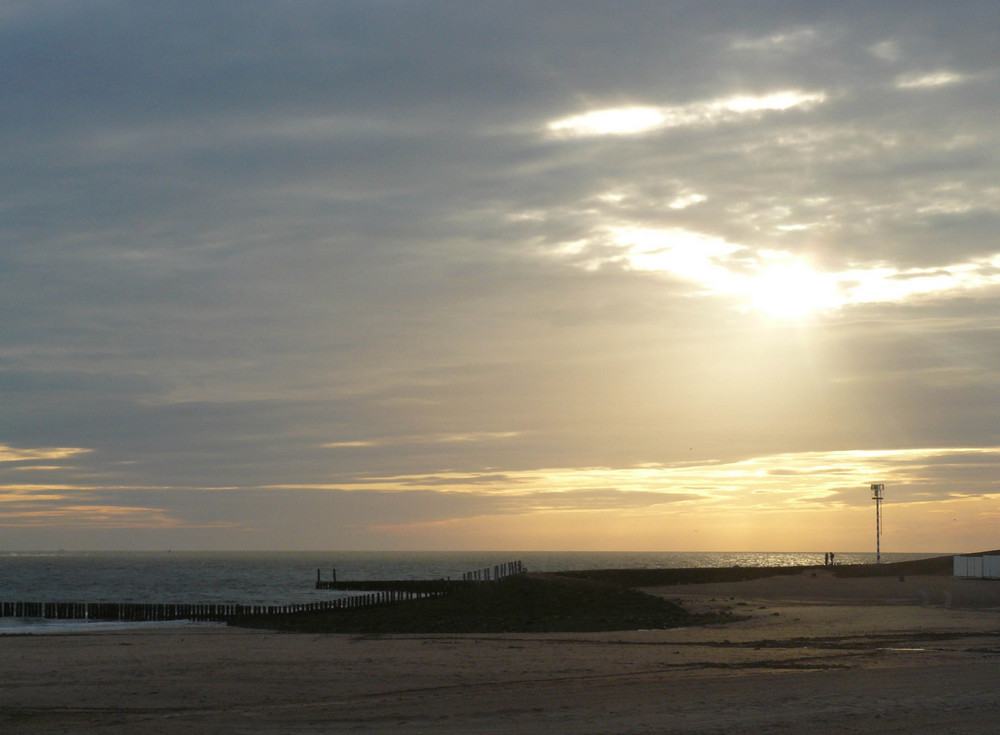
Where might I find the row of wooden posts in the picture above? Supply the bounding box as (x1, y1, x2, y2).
(1, 559, 526, 622)
(461, 560, 524, 582)
(316, 559, 526, 589)
(0, 590, 434, 622)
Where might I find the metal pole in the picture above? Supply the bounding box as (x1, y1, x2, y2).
(871, 484, 884, 564)
(876, 495, 881, 563)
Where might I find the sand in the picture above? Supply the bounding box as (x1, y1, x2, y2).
(2, 572, 1000, 734)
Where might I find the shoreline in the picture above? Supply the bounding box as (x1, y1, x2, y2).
(0, 555, 980, 637)
(3, 568, 1000, 732)
(225, 555, 964, 634)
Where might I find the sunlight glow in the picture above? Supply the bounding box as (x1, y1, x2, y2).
(0, 444, 91, 462)
(610, 227, 741, 283)
(730, 28, 818, 52)
(268, 446, 1000, 516)
(548, 107, 666, 136)
(325, 432, 520, 449)
(744, 259, 842, 318)
(668, 191, 707, 209)
(896, 71, 965, 89)
(554, 227, 1000, 317)
(0, 497, 192, 528)
(722, 91, 824, 112)
(547, 90, 826, 137)
(606, 229, 839, 318)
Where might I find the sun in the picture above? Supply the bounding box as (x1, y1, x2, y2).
(602, 228, 850, 318)
(744, 262, 841, 319)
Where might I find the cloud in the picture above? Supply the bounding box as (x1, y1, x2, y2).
(729, 27, 820, 53)
(325, 432, 521, 449)
(0, 444, 89, 463)
(2, 2, 1000, 549)
(546, 90, 827, 137)
(3, 442, 1000, 549)
(544, 226, 1000, 317)
(895, 71, 968, 89)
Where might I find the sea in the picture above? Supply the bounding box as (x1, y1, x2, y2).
(0, 550, 942, 634)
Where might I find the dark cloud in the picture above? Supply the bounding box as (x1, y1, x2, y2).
(2, 2, 999, 548)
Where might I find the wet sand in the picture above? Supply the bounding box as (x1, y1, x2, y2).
(2, 571, 1000, 734)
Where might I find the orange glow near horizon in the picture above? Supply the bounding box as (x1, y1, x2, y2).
(4, 445, 1000, 550)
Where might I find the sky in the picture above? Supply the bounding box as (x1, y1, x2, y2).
(2, 1, 1000, 552)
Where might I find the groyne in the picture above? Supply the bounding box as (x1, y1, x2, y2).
(315, 559, 525, 590)
(1, 559, 527, 623)
(0, 591, 434, 623)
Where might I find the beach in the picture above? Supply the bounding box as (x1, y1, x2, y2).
(2, 571, 1000, 733)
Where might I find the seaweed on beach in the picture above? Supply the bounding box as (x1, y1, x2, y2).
(229, 573, 692, 634)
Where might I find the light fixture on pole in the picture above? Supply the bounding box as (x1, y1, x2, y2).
(870, 483, 884, 564)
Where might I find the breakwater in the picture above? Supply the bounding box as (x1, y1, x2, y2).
(1, 559, 527, 623)
(316, 559, 525, 590)
(0, 590, 435, 623)
(315, 579, 471, 593)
